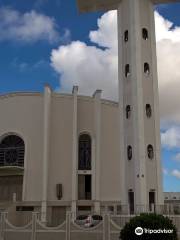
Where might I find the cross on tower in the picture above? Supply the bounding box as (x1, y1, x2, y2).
(77, 0, 179, 13)
(76, 0, 179, 213)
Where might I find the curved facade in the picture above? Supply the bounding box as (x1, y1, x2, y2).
(0, 86, 121, 220)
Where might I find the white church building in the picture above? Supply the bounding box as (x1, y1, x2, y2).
(0, 0, 179, 225)
(0, 85, 163, 222)
(0, 87, 129, 218)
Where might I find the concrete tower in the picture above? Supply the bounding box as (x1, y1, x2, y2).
(76, 0, 179, 213)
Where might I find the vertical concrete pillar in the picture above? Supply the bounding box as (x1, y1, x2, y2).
(93, 89, 102, 214)
(66, 212, 71, 240)
(0, 212, 6, 240)
(117, 3, 127, 207)
(149, 2, 163, 205)
(103, 214, 110, 240)
(71, 86, 78, 217)
(31, 212, 37, 240)
(41, 85, 51, 223)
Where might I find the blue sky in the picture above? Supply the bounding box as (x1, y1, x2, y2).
(0, 0, 102, 93)
(0, 0, 180, 192)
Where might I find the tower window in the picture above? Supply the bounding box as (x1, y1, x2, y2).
(125, 64, 130, 77)
(78, 134, 91, 170)
(127, 145, 132, 160)
(146, 104, 152, 118)
(126, 105, 131, 119)
(147, 145, 154, 159)
(142, 28, 148, 40)
(124, 30, 128, 42)
(144, 62, 150, 75)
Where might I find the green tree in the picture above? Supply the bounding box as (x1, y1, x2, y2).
(120, 213, 178, 240)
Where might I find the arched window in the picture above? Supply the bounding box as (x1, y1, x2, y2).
(127, 145, 132, 160)
(78, 134, 91, 170)
(126, 105, 131, 119)
(0, 135, 25, 167)
(142, 28, 148, 40)
(124, 30, 128, 42)
(146, 104, 152, 118)
(144, 62, 150, 75)
(147, 144, 154, 159)
(125, 64, 130, 77)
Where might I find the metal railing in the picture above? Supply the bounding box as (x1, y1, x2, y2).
(0, 211, 179, 240)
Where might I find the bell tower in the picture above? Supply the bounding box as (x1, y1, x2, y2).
(76, 0, 178, 212)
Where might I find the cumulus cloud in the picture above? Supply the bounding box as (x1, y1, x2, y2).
(155, 11, 180, 42)
(50, 10, 180, 125)
(89, 11, 117, 51)
(50, 11, 118, 99)
(50, 40, 118, 98)
(0, 7, 59, 43)
(171, 169, 180, 179)
(161, 127, 180, 148)
(155, 12, 180, 126)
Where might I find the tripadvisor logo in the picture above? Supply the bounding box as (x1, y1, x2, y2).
(135, 227, 143, 235)
(135, 227, 174, 235)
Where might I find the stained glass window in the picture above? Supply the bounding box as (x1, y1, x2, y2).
(78, 134, 91, 170)
(0, 135, 25, 167)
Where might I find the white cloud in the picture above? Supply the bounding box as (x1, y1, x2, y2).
(171, 169, 180, 179)
(50, 11, 118, 99)
(155, 12, 180, 125)
(11, 58, 48, 72)
(60, 29, 71, 44)
(155, 11, 180, 43)
(174, 153, 180, 162)
(50, 39, 118, 98)
(50, 10, 180, 125)
(89, 10, 117, 51)
(163, 168, 168, 175)
(161, 127, 180, 148)
(0, 7, 59, 43)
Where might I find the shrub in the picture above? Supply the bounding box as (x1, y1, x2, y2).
(120, 213, 178, 240)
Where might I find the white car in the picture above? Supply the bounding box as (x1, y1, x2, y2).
(75, 215, 103, 228)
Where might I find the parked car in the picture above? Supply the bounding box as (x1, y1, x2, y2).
(75, 214, 103, 228)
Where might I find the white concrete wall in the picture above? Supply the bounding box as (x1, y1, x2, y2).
(100, 102, 121, 201)
(48, 94, 74, 201)
(0, 93, 44, 201)
(0, 92, 121, 204)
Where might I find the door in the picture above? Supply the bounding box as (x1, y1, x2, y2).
(0, 176, 23, 201)
(149, 191, 155, 212)
(78, 175, 91, 200)
(128, 191, 134, 214)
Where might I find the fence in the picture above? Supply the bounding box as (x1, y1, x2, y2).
(0, 212, 179, 240)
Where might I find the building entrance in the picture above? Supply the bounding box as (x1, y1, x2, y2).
(0, 175, 23, 201)
(128, 191, 134, 214)
(78, 175, 91, 200)
(149, 191, 155, 211)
